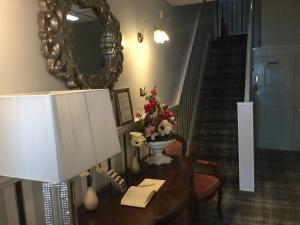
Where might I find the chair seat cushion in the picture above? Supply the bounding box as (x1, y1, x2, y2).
(193, 174, 221, 199)
(164, 140, 184, 156)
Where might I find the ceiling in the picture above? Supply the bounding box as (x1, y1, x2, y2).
(165, 0, 215, 6)
(67, 4, 97, 23)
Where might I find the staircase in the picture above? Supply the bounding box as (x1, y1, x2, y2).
(190, 35, 247, 188)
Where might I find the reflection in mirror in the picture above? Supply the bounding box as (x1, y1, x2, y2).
(66, 5, 106, 75)
(38, 0, 123, 90)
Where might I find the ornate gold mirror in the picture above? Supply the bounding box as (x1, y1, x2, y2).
(38, 0, 123, 89)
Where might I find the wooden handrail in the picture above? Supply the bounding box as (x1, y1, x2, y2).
(244, 0, 255, 102)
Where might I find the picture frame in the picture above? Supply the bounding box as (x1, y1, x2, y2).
(113, 88, 134, 126)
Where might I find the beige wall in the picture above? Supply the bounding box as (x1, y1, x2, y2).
(0, 0, 66, 94)
(261, 0, 300, 46)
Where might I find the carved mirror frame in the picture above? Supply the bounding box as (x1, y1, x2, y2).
(38, 0, 123, 89)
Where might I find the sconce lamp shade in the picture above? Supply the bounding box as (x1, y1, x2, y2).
(137, 22, 170, 44)
(154, 28, 170, 44)
(0, 89, 121, 183)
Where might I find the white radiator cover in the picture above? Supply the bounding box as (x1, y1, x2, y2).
(237, 102, 255, 192)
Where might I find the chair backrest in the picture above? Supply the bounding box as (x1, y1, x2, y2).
(164, 135, 187, 157)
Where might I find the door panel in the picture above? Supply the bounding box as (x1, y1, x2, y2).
(293, 55, 300, 151)
(293, 97, 300, 151)
(255, 96, 293, 150)
(294, 55, 300, 95)
(254, 55, 293, 96)
(254, 54, 294, 150)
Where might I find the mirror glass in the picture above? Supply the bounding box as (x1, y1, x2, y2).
(39, 0, 123, 89)
(66, 4, 106, 75)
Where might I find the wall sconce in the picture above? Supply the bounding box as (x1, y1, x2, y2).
(137, 21, 170, 44)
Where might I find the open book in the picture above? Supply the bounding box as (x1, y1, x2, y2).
(121, 179, 166, 208)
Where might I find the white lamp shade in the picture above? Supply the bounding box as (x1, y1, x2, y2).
(0, 89, 121, 183)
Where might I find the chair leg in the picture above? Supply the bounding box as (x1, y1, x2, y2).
(194, 198, 199, 222)
(217, 186, 223, 220)
(190, 193, 197, 222)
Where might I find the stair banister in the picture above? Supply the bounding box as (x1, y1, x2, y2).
(244, 0, 254, 102)
(238, 0, 255, 192)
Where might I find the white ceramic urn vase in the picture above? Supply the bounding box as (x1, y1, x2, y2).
(144, 139, 175, 165)
(84, 186, 98, 211)
(130, 155, 141, 174)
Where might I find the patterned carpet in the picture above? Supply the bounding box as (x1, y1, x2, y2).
(190, 35, 247, 190)
(193, 149, 300, 225)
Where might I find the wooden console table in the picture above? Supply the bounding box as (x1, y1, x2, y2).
(77, 157, 194, 225)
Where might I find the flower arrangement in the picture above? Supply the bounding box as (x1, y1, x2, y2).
(130, 87, 176, 145)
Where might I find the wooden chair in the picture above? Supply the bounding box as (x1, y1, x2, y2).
(164, 135, 223, 220)
(151, 205, 186, 225)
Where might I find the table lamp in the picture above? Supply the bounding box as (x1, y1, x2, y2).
(0, 89, 121, 225)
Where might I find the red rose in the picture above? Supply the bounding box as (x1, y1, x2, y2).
(150, 89, 157, 95)
(163, 110, 174, 118)
(144, 103, 155, 114)
(149, 99, 157, 106)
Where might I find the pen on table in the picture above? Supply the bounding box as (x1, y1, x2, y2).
(138, 183, 155, 187)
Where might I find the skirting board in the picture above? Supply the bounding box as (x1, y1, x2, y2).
(237, 102, 255, 192)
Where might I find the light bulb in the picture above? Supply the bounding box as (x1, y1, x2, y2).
(154, 29, 169, 44)
(66, 14, 79, 22)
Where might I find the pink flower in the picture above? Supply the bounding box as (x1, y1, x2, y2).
(150, 89, 157, 95)
(145, 126, 159, 141)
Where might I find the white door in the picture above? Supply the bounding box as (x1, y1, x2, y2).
(253, 55, 294, 150)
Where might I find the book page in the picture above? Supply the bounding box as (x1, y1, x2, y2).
(121, 186, 156, 208)
(138, 179, 166, 192)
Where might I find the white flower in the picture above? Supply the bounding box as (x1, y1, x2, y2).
(130, 132, 144, 138)
(130, 136, 146, 147)
(157, 120, 173, 136)
(79, 170, 90, 177)
(95, 163, 107, 174)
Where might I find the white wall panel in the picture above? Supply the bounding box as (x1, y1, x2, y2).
(3, 186, 19, 225)
(0, 190, 9, 225)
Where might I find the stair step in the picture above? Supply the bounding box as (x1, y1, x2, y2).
(194, 120, 238, 131)
(208, 49, 246, 57)
(199, 98, 243, 110)
(190, 141, 238, 155)
(214, 34, 247, 41)
(196, 116, 238, 129)
(201, 87, 244, 98)
(196, 136, 238, 144)
(207, 54, 246, 64)
(203, 71, 245, 79)
(194, 127, 238, 138)
(205, 60, 246, 70)
(211, 35, 247, 48)
(202, 78, 245, 88)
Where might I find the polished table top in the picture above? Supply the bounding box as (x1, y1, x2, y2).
(77, 157, 194, 225)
